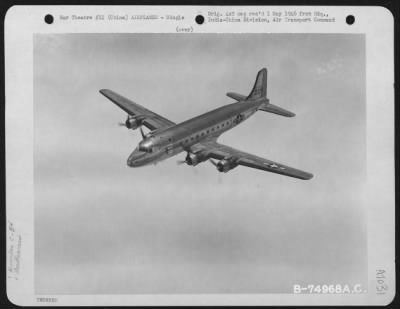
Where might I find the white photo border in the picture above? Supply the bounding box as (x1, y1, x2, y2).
(5, 5, 395, 306)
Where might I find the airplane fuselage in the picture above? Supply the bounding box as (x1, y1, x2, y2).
(127, 99, 264, 167)
(101, 68, 313, 179)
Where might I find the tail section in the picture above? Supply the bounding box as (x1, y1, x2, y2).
(247, 68, 267, 100)
(259, 103, 295, 117)
(250, 68, 295, 117)
(226, 68, 295, 117)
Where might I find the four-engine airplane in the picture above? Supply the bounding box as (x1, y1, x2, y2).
(100, 68, 313, 180)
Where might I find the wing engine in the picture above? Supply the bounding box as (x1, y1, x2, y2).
(216, 157, 240, 173)
(185, 152, 208, 166)
(119, 115, 146, 130)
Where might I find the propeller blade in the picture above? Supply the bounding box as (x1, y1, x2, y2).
(176, 160, 186, 165)
(209, 159, 218, 166)
(118, 122, 126, 127)
(139, 126, 145, 139)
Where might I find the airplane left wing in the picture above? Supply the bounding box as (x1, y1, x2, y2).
(196, 141, 313, 180)
(100, 89, 175, 130)
(226, 92, 247, 101)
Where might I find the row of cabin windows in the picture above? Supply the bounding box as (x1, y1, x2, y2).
(170, 119, 233, 145)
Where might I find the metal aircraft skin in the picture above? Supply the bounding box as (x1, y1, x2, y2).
(100, 68, 313, 180)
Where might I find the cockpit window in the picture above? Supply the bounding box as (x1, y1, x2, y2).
(138, 138, 154, 153)
(139, 145, 152, 153)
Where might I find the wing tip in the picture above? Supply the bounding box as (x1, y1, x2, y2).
(99, 89, 110, 96)
(301, 172, 314, 180)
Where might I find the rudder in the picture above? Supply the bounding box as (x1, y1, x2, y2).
(247, 68, 267, 100)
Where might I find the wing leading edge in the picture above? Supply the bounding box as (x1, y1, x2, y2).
(198, 141, 313, 180)
(100, 89, 175, 130)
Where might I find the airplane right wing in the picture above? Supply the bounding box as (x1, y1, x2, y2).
(196, 141, 313, 180)
(100, 89, 175, 130)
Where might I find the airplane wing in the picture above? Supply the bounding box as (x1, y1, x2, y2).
(100, 89, 175, 130)
(196, 141, 313, 180)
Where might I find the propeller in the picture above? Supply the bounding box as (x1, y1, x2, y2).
(118, 115, 146, 140)
(139, 126, 145, 139)
(177, 152, 188, 165)
(118, 115, 131, 128)
(209, 159, 218, 166)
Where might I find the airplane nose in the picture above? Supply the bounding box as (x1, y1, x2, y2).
(127, 156, 140, 167)
(127, 148, 146, 167)
(127, 159, 135, 167)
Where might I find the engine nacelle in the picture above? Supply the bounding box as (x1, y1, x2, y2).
(185, 153, 206, 166)
(216, 158, 239, 173)
(126, 118, 139, 130)
(125, 115, 145, 130)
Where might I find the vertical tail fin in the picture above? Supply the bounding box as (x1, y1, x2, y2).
(247, 68, 267, 100)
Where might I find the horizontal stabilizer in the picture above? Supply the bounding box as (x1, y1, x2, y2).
(226, 92, 247, 102)
(259, 103, 296, 117)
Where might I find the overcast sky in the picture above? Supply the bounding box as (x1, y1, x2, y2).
(34, 33, 366, 294)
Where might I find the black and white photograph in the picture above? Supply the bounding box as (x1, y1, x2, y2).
(5, 6, 395, 306)
(34, 33, 366, 294)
